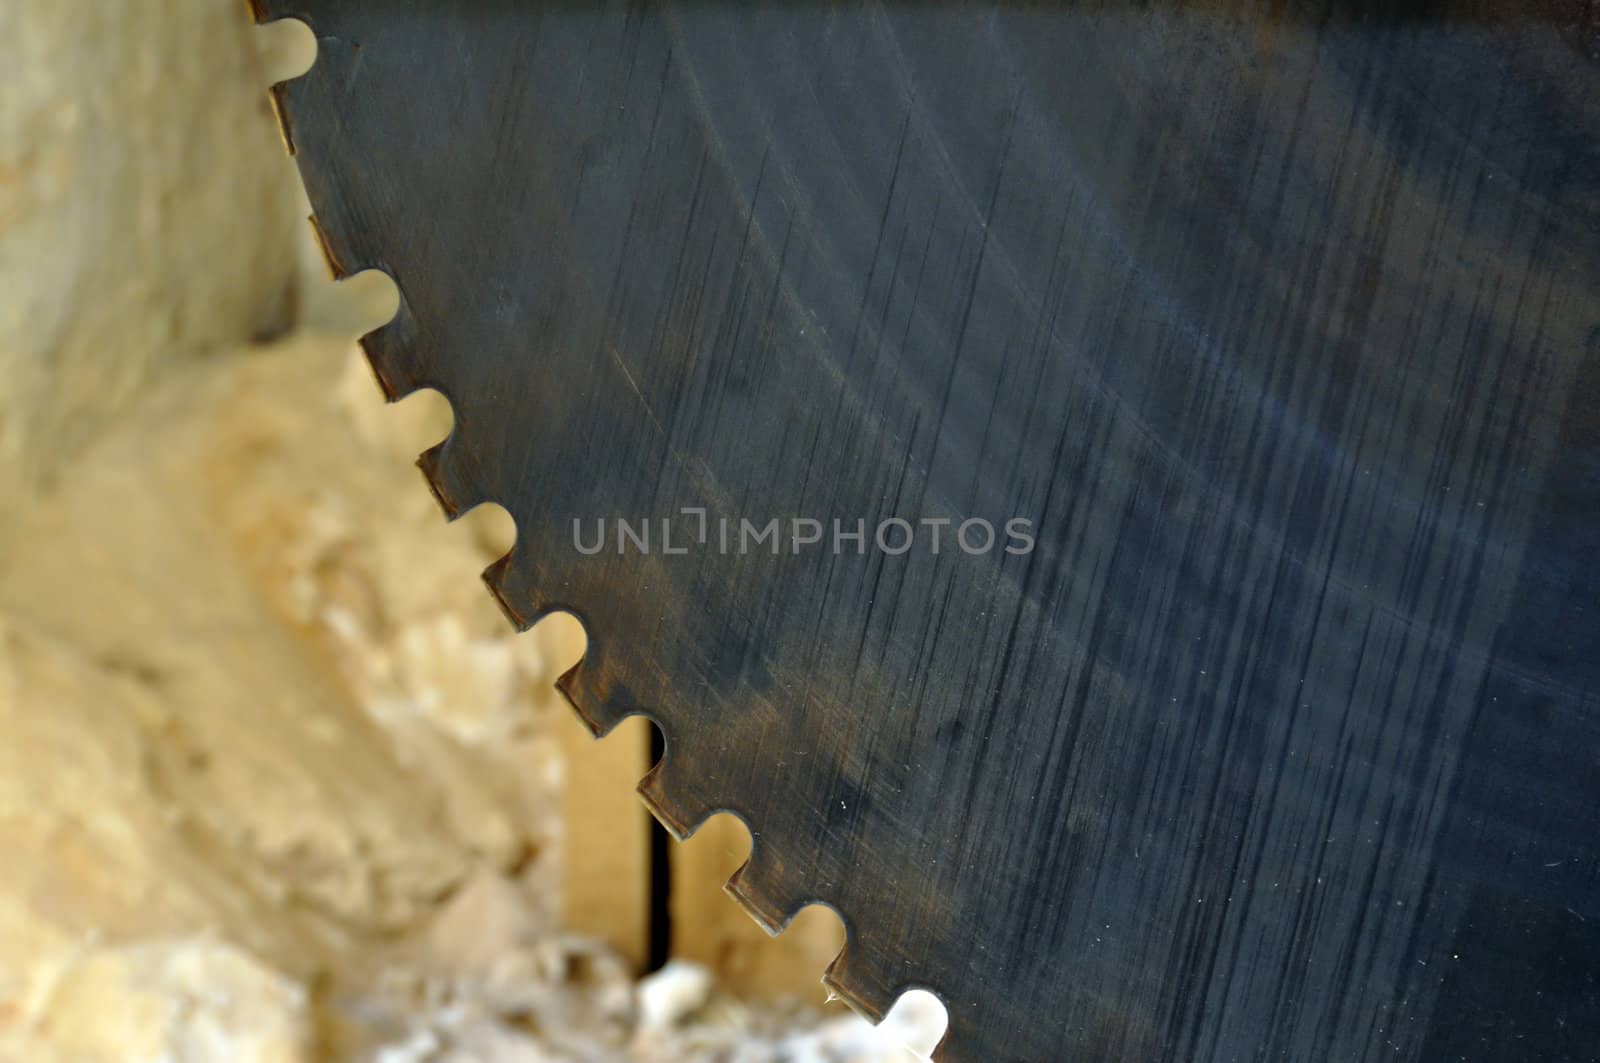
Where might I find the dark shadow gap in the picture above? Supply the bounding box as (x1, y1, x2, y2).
(647, 725, 673, 973)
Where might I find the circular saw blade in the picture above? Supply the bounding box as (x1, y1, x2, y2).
(255, 3, 1600, 1059)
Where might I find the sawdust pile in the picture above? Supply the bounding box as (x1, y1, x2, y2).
(0, 335, 939, 1061)
(0, 0, 300, 506)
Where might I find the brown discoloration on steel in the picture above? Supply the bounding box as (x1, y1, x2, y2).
(724, 851, 799, 935)
(822, 944, 895, 1024)
(414, 444, 464, 519)
(303, 212, 345, 280)
(355, 333, 404, 403)
(480, 554, 531, 633)
(265, 83, 297, 156)
(635, 758, 704, 841)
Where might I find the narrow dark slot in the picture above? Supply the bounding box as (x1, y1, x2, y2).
(646, 726, 672, 973)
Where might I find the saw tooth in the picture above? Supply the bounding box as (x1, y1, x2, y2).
(304, 210, 360, 281)
(723, 841, 807, 935)
(416, 432, 487, 521)
(551, 649, 640, 736)
(822, 939, 902, 1025)
(480, 547, 561, 635)
(634, 748, 715, 841)
(480, 551, 537, 632)
(252, 10, 315, 164)
(823, 945, 958, 1059)
(357, 305, 431, 402)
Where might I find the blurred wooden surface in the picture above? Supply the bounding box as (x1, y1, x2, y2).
(552, 619, 653, 973)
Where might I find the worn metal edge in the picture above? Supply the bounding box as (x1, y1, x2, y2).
(248, 5, 957, 1055)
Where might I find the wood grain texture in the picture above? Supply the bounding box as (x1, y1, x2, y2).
(256, 3, 1600, 1058)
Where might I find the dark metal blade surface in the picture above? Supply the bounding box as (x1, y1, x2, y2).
(255, 2, 1600, 1059)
